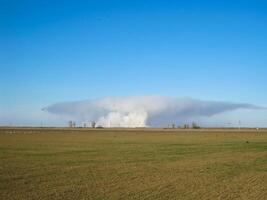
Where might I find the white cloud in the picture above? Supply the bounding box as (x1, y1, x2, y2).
(43, 96, 265, 127)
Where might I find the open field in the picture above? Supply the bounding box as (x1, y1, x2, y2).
(0, 128, 267, 200)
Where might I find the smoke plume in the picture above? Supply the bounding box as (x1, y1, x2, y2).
(43, 96, 265, 127)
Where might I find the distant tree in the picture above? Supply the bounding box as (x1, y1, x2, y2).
(91, 121, 96, 128)
(68, 121, 73, 128)
(172, 123, 176, 129)
(68, 120, 76, 128)
(183, 124, 189, 129)
(192, 122, 200, 129)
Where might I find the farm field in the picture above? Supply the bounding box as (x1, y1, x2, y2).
(0, 128, 267, 200)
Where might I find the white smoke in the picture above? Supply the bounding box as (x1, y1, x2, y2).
(97, 110, 147, 127)
(43, 96, 265, 127)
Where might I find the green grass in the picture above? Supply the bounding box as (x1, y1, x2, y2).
(0, 128, 267, 199)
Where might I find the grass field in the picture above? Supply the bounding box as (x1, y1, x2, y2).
(0, 128, 267, 200)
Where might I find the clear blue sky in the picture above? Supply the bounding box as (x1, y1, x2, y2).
(1, 0, 267, 126)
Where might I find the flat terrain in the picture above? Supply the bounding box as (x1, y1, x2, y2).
(0, 128, 267, 200)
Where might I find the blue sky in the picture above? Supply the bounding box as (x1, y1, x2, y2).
(1, 0, 267, 126)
